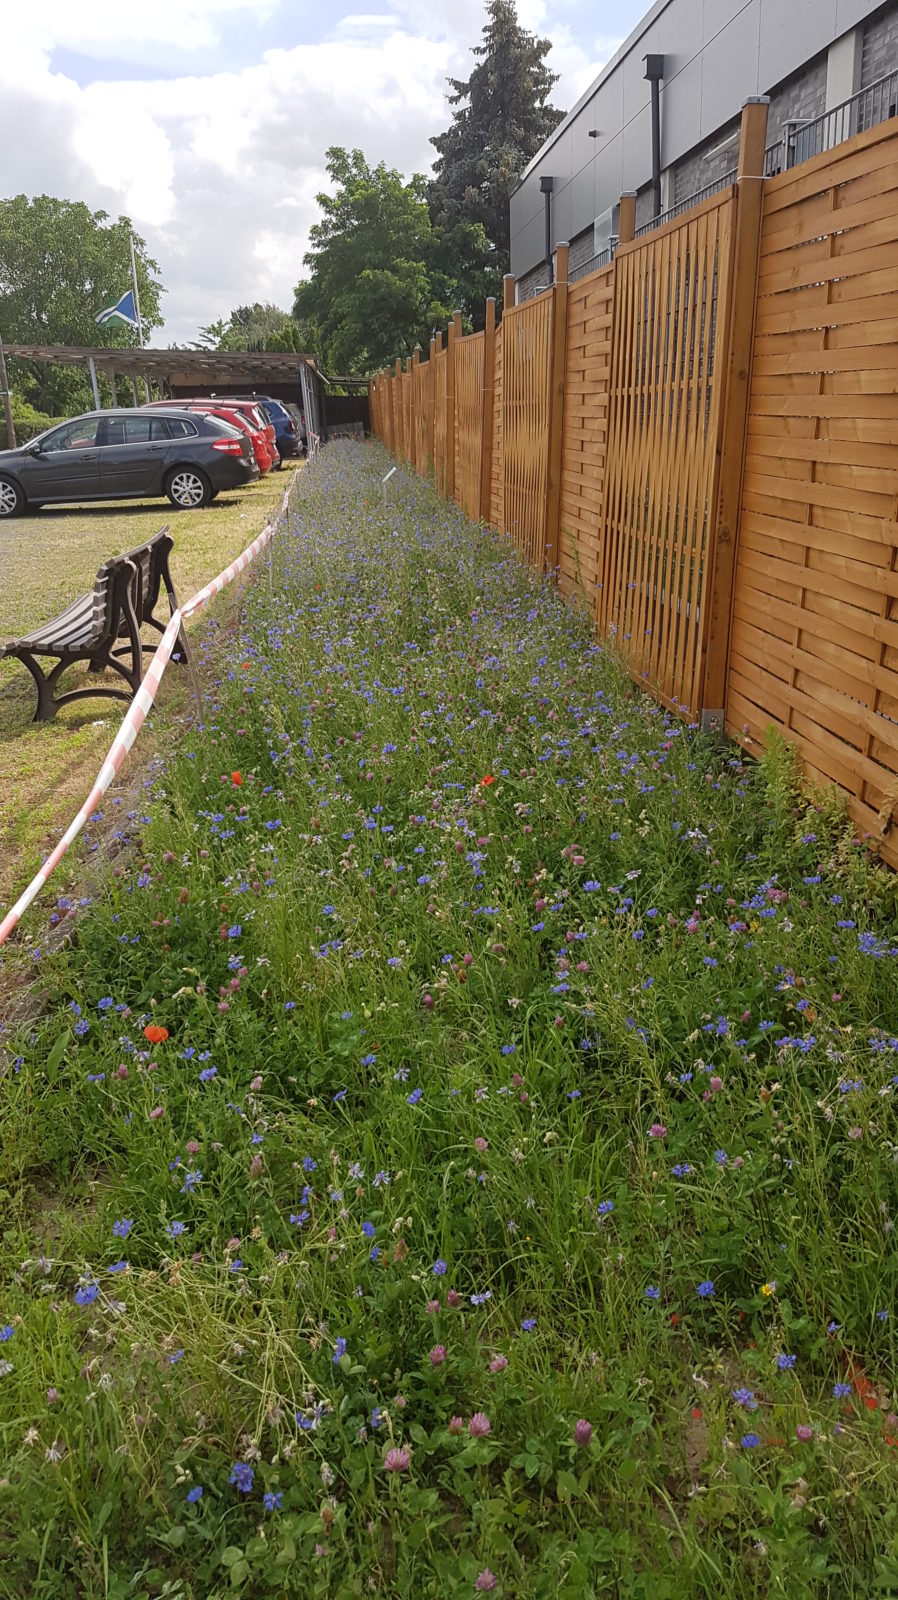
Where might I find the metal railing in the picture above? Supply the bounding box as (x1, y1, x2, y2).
(569, 243, 615, 283)
(764, 68, 898, 176)
(633, 168, 738, 239)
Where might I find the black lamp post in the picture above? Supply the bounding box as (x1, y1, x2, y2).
(644, 54, 665, 220)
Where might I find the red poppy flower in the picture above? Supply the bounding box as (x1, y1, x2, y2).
(480, 775, 496, 787)
(144, 1024, 168, 1045)
(231, 771, 242, 787)
(691, 1407, 703, 1419)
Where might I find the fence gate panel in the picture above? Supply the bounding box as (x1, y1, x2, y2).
(560, 262, 614, 600)
(502, 290, 552, 566)
(727, 119, 898, 864)
(413, 361, 428, 476)
(598, 191, 736, 715)
(454, 332, 485, 519)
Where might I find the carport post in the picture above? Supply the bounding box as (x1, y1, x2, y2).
(87, 355, 101, 410)
(107, 369, 118, 407)
(131, 376, 139, 406)
(0, 332, 15, 450)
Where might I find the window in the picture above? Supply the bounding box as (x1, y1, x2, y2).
(97, 419, 125, 447)
(166, 418, 199, 438)
(43, 417, 101, 452)
(124, 416, 170, 442)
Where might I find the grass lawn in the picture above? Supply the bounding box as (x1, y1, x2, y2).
(0, 475, 289, 914)
(1, 442, 898, 1598)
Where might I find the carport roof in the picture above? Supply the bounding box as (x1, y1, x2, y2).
(3, 345, 320, 381)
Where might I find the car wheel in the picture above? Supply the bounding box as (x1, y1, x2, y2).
(165, 467, 211, 509)
(0, 475, 25, 518)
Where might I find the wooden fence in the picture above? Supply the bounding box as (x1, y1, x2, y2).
(369, 102, 898, 865)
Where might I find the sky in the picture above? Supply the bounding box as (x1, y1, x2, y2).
(0, 0, 649, 346)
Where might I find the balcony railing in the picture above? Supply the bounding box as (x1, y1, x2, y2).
(569, 243, 615, 283)
(764, 68, 898, 176)
(633, 168, 738, 239)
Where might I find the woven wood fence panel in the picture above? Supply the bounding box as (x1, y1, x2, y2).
(727, 120, 898, 861)
(503, 290, 552, 566)
(599, 193, 736, 715)
(560, 262, 615, 600)
(454, 332, 485, 519)
(490, 333, 504, 530)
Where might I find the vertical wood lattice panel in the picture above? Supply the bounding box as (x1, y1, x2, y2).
(727, 120, 898, 863)
(599, 193, 736, 715)
(413, 362, 429, 475)
(503, 290, 552, 566)
(433, 349, 448, 499)
(454, 332, 485, 519)
(490, 333, 504, 531)
(559, 262, 615, 599)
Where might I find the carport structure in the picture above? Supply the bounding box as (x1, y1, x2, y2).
(2, 345, 326, 445)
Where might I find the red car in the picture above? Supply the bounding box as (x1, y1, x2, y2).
(144, 400, 273, 474)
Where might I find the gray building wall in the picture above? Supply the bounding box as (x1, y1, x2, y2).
(512, 0, 898, 298)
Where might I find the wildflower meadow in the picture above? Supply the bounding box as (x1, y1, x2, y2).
(1, 441, 898, 1598)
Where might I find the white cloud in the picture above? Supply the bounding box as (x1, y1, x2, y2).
(0, 0, 612, 346)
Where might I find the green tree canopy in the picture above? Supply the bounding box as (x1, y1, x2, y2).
(0, 195, 164, 413)
(428, 0, 564, 268)
(293, 147, 491, 375)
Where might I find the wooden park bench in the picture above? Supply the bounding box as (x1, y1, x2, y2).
(0, 528, 188, 723)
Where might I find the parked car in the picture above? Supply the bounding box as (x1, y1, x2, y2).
(144, 399, 273, 474)
(231, 394, 301, 461)
(205, 399, 279, 468)
(0, 408, 258, 518)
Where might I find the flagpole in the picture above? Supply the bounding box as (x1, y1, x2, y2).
(129, 229, 150, 402)
(0, 329, 16, 451)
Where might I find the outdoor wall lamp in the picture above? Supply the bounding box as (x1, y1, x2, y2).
(644, 53, 665, 219)
(539, 175, 554, 265)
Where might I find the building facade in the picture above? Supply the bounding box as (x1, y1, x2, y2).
(511, 0, 898, 298)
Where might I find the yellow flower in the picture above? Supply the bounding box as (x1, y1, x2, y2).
(760, 1282, 777, 1298)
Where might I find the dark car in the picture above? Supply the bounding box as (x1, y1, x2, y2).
(0, 408, 259, 518)
(231, 394, 300, 461)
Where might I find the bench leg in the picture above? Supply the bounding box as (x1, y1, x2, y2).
(16, 654, 73, 722)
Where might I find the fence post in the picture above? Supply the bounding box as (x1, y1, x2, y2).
(446, 314, 459, 503)
(544, 241, 569, 576)
(479, 297, 496, 524)
(618, 192, 637, 245)
(503, 274, 515, 312)
(393, 358, 403, 460)
(427, 337, 437, 477)
(700, 95, 770, 733)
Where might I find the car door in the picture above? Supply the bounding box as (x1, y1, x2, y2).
(26, 416, 104, 501)
(98, 414, 171, 496)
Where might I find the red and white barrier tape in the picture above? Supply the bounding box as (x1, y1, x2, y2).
(0, 477, 294, 951)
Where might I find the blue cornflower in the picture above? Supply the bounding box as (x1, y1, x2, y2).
(0, 1325, 14, 1342)
(166, 1221, 187, 1239)
(672, 1163, 693, 1177)
(697, 1280, 715, 1298)
(186, 1485, 203, 1504)
(470, 1291, 491, 1306)
(597, 1200, 614, 1216)
(777, 1353, 796, 1370)
(361, 1054, 377, 1067)
(741, 1433, 761, 1449)
(714, 1150, 728, 1166)
(199, 1067, 217, 1082)
(229, 1259, 243, 1274)
(168, 1349, 185, 1364)
(645, 1286, 660, 1300)
(501, 1043, 516, 1055)
(229, 1462, 255, 1493)
(407, 1088, 423, 1105)
(369, 1246, 381, 1261)
(361, 1221, 376, 1238)
(180, 1170, 203, 1194)
(520, 1318, 537, 1331)
(833, 1382, 852, 1399)
(107, 1260, 129, 1275)
(263, 1491, 282, 1512)
(333, 1337, 347, 1364)
(302, 1157, 317, 1172)
(371, 1406, 384, 1428)
(876, 1310, 889, 1322)
(74, 1282, 99, 1306)
(112, 1218, 133, 1238)
(432, 1259, 447, 1276)
(732, 1388, 758, 1410)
